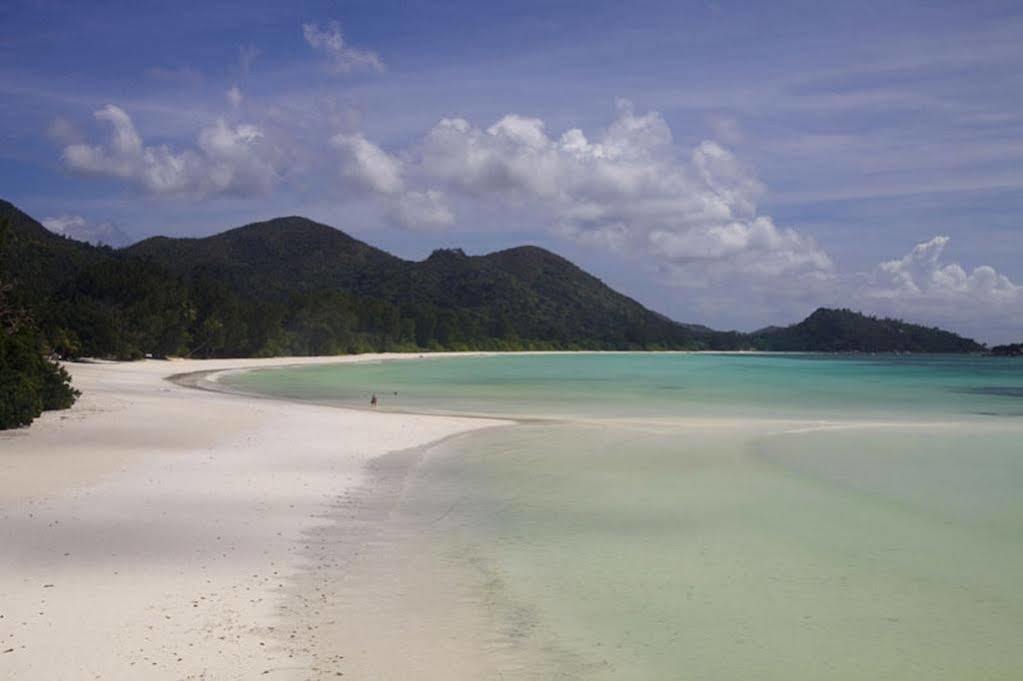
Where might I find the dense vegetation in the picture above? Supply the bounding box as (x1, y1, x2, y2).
(0, 218, 79, 428)
(2, 200, 709, 360)
(989, 343, 1023, 357)
(0, 197, 990, 428)
(750, 307, 984, 353)
(124, 219, 708, 352)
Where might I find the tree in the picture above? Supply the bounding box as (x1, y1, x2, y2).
(0, 219, 79, 429)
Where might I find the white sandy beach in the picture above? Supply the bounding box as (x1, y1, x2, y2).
(0, 355, 507, 680)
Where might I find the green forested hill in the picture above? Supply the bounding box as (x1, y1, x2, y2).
(126, 216, 703, 350)
(0, 209, 79, 428)
(127, 219, 697, 348)
(1, 199, 986, 362)
(989, 343, 1023, 357)
(126, 216, 407, 297)
(4, 203, 702, 357)
(0, 199, 110, 298)
(751, 307, 984, 353)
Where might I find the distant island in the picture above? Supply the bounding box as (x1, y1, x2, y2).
(989, 343, 1023, 357)
(0, 198, 987, 427)
(749, 307, 982, 354)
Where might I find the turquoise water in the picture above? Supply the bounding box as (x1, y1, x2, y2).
(224, 354, 1023, 679)
(226, 352, 1023, 420)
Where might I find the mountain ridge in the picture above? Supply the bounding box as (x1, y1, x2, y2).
(123, 215, 702, 350)
(1, 199, 985, 359)
(751, 307, 983, 353)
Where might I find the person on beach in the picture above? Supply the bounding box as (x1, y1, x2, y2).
(370, 393, 378, 407)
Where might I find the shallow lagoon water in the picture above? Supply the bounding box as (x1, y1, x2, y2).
(225, 354, 1023, 679)
(226, 352, 1023, 420)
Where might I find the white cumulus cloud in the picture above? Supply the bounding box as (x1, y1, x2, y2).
(865, 236, 1021, 311)
(303, 21, 384, 74)
(42, 215, 131, 247)
(739, 235, 1023, 343)
(389, 190, 454, 230)
(406, 100, 830, 281)
(63, 105, 279, 197)
(330, 132, 451, 229)
(331, 132, 404, 195)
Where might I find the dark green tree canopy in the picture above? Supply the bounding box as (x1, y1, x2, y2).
(1, 198, 985, 367)
(0, 215, 79, 429)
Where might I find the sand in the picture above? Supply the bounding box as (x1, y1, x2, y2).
(0, 355, 507, 680)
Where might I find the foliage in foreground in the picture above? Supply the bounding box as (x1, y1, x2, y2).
(0, 220, 79, 429)
(0, 322, 79, 429)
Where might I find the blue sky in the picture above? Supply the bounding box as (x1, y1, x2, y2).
(2, 0, 1022, 341)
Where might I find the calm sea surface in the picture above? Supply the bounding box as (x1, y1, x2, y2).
(224, 354, 1023, 679)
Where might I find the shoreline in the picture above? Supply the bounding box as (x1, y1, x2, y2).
(0, 354, 508, 680)
(194, 353, 975, 432)
(2, 352, 1002, 680)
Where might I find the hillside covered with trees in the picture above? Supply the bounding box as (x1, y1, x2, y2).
(0, 217, 78, 428)
(750, 307, 984, 353)
(989, 343, 1023, 357)
(1, 200, 709, 362)
(1, 198, 989, 428)
(1, 199, 988, 360)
